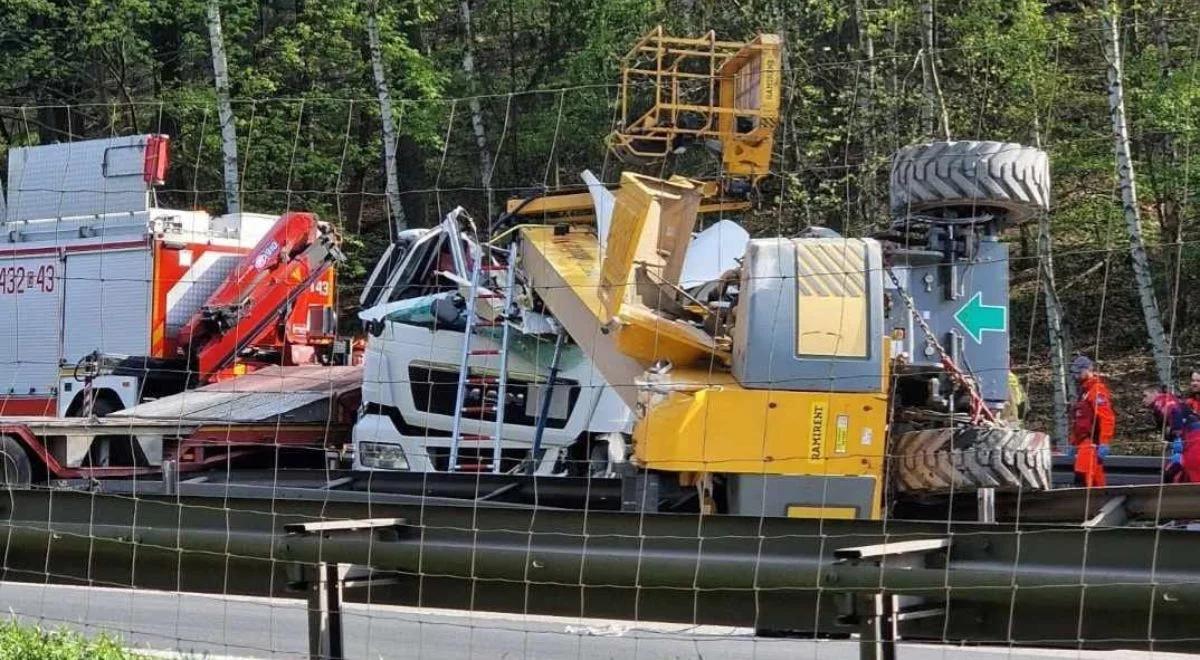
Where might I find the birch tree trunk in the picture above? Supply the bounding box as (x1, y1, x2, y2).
(919, 0, 950, 140)
(205, 0, 241, 215)
(459, 0, 494, 216)
(854, 0, 877, 226)
(1028, 114, 1073, 443)
(365, 2, 407, 234)
(1103, 5, 1173, 387)
(1038, 212, 1074, 444)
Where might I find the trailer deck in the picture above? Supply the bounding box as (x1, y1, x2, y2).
(0, 365, 360, 480)
(111, 364, 361, 423)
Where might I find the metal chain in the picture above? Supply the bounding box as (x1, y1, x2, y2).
(884, 264, 997, 425)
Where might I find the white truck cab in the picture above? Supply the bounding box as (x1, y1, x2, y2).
(352, 217, 632, 475)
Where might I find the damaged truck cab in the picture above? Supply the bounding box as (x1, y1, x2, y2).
(353, 214, 632, 475)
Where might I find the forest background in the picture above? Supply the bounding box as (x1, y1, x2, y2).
(1, 0, 1197, 445)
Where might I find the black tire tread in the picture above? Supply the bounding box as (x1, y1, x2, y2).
(893, 427, 1052, 494)
(890, 141, 1050, 221)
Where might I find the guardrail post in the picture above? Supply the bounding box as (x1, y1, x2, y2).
(284, 517, 407, 660)
(833, 538, 952, 660)
(161, 459, 178, 496)
(976, 487, 995, 523)
(305, 562, 347, 660)
(859, 592, 898, 660)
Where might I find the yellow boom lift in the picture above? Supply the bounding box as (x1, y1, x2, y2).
(502, 27, 1052, 519)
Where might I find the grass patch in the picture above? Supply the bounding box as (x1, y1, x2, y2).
(0, 619, 139, 659)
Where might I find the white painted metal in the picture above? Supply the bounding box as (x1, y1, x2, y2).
(0, 254, 64, 396)
(210, 212, 280, 241)
(581, 170, 614, 254)
(679, 219, 749, 290)
(6, 135, 157, 221)
(2, 209, 274, 251)
(56, 374, 139, 417)
(164, 251, 242, 336)
(62, 248, 153, 366)
(441, 208, 470, 279)
(587, 385, 635, 434)
(360, 242, 397, 308)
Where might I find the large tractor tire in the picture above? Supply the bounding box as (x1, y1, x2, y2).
(892, 426, 1052, 494)
(890, 141, 1050, 222)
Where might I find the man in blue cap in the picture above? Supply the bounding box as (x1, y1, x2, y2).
(1068, 355, 1115, 487)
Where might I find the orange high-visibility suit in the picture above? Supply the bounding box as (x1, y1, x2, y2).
(1070, 375, 1116, 487)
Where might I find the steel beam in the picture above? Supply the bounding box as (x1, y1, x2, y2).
(59, 469, 624, 510)
(894, 482, 1200, 524)
(75, 471, 1200, 525)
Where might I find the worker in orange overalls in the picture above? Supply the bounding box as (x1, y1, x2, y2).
(1068, 356, 1115, 487)
(1185, 370, 1200, 415)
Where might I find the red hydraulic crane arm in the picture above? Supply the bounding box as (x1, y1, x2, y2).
(176, 212, 345, 379)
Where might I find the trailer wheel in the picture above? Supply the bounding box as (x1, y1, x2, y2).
(892, 426, 1052, 494)
(0, 436, 32, 488)
(890, 141, 1050, 222)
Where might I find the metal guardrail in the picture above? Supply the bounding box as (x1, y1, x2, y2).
(1051, 454, 1167, 486)
(62, 457, 1181, 522)
(59, 452, 1167, 501)
(894, 482, 1200, 524)
(2, 487, 1199, 656)
(55, 468, 624, 509)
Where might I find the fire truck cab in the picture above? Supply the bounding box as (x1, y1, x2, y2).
(0, 134, 336, 417)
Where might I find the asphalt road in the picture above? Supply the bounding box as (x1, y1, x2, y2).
(0, 582, 1189, 659)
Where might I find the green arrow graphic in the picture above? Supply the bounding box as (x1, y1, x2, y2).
(954, 292, 1007, 344)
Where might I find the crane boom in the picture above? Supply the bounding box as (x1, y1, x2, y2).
(176, 212, 345, 379)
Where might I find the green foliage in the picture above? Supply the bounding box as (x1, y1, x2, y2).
(1, 0, 1200, 424)
(0, 620, 137, 660)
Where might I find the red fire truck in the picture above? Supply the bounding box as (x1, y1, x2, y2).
(0, 134, 340, 417)
(0, 134, 361, 483)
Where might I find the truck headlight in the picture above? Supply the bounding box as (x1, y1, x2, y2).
(358, 441, 410, 470)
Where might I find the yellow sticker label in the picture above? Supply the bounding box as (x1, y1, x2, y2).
(787, 506, 858, 520)
(834, 414, 849, 454)
(809, 402, 828, 461)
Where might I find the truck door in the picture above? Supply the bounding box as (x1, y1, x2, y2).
(62, 248, 153, 366)
(0, 253, 65, 406)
